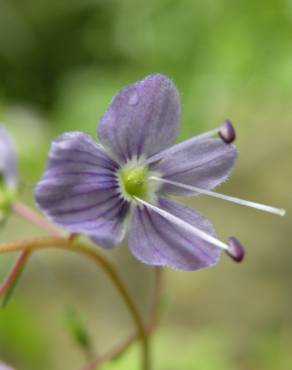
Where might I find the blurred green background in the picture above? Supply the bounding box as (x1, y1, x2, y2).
(0, 0, 291, 369)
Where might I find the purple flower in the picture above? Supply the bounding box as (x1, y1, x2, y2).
(0, 126, 18, 191)
(34, 74, 285, 271)
(0, 126, 18, 221)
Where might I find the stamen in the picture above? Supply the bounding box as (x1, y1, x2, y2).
(149, 177, 286, 217)
(146, 125, 228, 165)
(134, 196, 229, 251)
(218, 120, 236, 144)
(225, 237, 245, 262)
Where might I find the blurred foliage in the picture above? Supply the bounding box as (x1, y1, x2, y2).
(1, 0, 292, 139)
(0, 0, 292, 369)
(63, 306, 93, 357)
(0, 301, 50, 370)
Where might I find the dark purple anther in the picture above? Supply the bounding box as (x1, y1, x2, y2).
(225, 236, 245, 262)
(219, 120, 236, 144)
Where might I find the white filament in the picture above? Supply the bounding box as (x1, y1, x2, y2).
(134, 196, 229, 251)
(146, 127, 220, 164)
(149, 177, 286, 217)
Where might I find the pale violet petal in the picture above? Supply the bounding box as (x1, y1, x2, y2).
(34, 131, 128, 248)
(98, 74, 180, 163)
(128, 197, 221, 271)
(151, 138, 237, 195)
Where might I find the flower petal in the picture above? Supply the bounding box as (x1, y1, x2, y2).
(0, 126, 18, 189)
(34, 132, 128, 248)
(0, 362, 15, 370)
(151, 138, 236, 195)
(128, 197, 221, 271)
(98, 74, 180, 163)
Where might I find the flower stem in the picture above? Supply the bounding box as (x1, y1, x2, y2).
(82, 267, 162, 370)
(0, 202, 63, 303)
(12, 202, 63, 237)
(0, 237, 150, 370)
(83, 333, 137, 370)
(150, 267, 163, 329)
(0, 249, 31, 305)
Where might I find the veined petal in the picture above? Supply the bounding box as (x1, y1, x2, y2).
(34, 132, 128, 248)
(0, 126, 18, 189)
(128, 197, 221, 271)
(152, 138, 237, 195)
(98, 74, 180, 163)
(89, 202, 128, 249)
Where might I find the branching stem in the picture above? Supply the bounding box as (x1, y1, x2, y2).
(0, 237, 150, 370)
(0, 202, 63, 302)
(83, 267, 162, 370)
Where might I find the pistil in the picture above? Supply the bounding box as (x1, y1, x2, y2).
(119, 162, 150, 201)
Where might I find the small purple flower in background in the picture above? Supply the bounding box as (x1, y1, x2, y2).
(0, 126, 18, 190)
(34, 74, 285, 271)
(0, 126, 18, 222)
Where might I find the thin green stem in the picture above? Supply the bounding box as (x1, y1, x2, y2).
(0, 237, 150, 370)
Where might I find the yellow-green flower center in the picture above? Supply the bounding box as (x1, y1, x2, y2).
(120, 165, 149, 199)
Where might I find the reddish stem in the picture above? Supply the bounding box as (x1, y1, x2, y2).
(0, 237, 150, 370)
(12, 202, 63, 237)
(82, 267, 163, 370)
(0, 249, 30, 298)
(0, 202, 63, 301)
